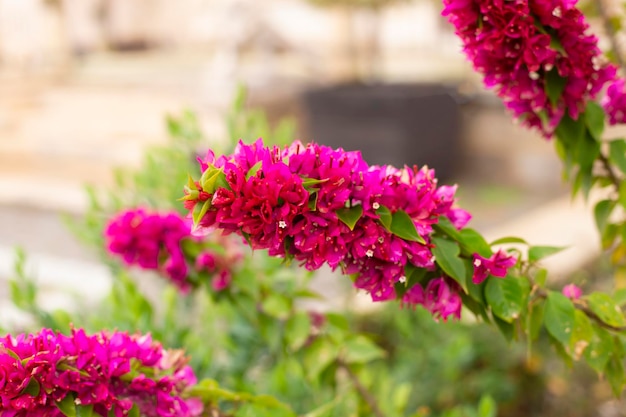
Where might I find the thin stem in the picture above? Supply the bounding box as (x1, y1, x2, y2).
(337, 359, 387, 417)
(595, 0, 626, 72)
(599, 150, 621, 191)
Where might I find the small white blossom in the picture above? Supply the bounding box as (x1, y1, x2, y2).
(278, 220, 287, 229)
(373, 202, 380, 210)
(365, 249, 374, 258)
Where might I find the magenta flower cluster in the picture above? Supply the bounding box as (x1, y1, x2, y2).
(105, 208, 236, 292)
(0, 328, 201, 417)
(442, 0, 616, 136)
(184, 139, 516, 320)
(602, 78, 626, 124)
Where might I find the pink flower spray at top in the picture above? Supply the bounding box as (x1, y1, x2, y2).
(104, 208, 241, 293)
(442, 0, 618, 136)
(0, 328, 201, 417)
(182, 139, 517, 321)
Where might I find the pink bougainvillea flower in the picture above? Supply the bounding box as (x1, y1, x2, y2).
(472, 250, 517, 284)
(602, 78, 626, 124)
(442, 0, 617, 137)
(105, 209, 239, 293)
(182, 139, 511, 320)
(0, 329, 201, 417)
(562, 283, 583, 300)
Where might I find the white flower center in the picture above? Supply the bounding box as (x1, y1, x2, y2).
(278, 220, 287, 229)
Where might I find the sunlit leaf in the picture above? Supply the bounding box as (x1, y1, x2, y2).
(390, 210, 425, 244)
(431, 237, 466, 288)
(337, 205, 363, 231)
(485, 276, 526, 323)
(528, 245, 567, 263)
(587, 292, 626, 328)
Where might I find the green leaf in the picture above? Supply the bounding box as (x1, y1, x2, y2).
(342, 335, 386, 364)
(76, 404, 94, 417)
(587, 292, 626, 328)
(308, 191, 318, 211)
(584, 326, 613, 373)
(569, 310, 594, 360)
(594, 199, 615, 234)
(555, 113, 585, 146)
(584, 101, 605, 141)
(478, 394, 497, 417)
(609, 139, 626, 175)
(549, 37, 566, 54)
(128, 404, 140, 417)
(375, 205, 392, 231)
(493, 314, 515, 342)
(22, 378, 40, 397)
(458, 228, 492, 257)
(302, 177, 329, 188)
(285, 311, 311, 351)
(535, 268, 548, 287)
(602, 223, 619, 250)
(392, 383, 412, 413)
(192, 200, 211, 227)
(528, 245, 567, 263)
(489, 236, 528, 246)
(431, 236, 467, 288)
(613, 288, 626, 306)
(618, 182, 626, 210)
(577, 133, 601, 169)
(303, 337, 339, 381)
(246, 161, 263, 180)
(390, 210, 425, 244)
(337, 205, 363, 231)
(605, 355, 625, 397)
(200, 167, 227, 194)
(485, 276, 525, 323)
(433, 216, 462, 241)
(545, 68, 567, 107)
(261, 294, 292, 320)
(56, 394, 77, 417)
(544, 291, 576, 346)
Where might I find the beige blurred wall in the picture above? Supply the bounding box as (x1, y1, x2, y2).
(0, 0, 454, 80)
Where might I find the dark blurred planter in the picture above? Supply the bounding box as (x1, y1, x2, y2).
(302, 83, 464, 181)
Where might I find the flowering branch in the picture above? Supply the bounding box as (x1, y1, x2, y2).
(181, 139, 517, 321)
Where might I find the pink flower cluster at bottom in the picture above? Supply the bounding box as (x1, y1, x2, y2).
(0, 328, 201, 417)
